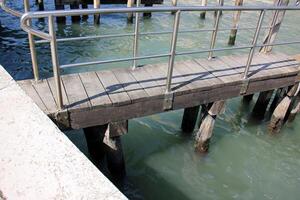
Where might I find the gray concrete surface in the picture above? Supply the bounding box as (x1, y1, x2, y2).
(0, 65, 127, 200)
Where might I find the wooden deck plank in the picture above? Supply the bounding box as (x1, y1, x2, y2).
(32, 79, 57, 113)
(96, 70, 131, 105)
(47, 77, 69, 109)
(195, 57, 242, 84)
(112, 68, 149, 102)
(79, 72, 112, 108)
(129, 66, 165, 97)
(62, 74, 91, 112)
(18, 80, 48, 113)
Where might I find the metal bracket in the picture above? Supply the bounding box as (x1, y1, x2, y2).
(163, 92, 174, 111)
(240, 79, 250, 95)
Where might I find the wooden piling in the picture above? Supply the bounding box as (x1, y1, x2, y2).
(200, 0, 208, 19)
(143, 3, 153, 18)
(228, 0, 243, 46)
(260, 0, 289, 53)
(36, 0, 44, 11)
(82, 0, 89, 21)
(195, 101, 226, 153)
(288, 95, 300, 122)
(269, 87, 286, 113)
(55, 0, 66, 23)
(215, 0, 224, 17)
(104, 121, 128, 179)
(171, 0, 178, 15)
(83, 125, 108, 165)
(127, 0, 135, 23)
(269, 83, 299, 133)
(181, 106, 200, 133)
(251, 90, 274, 120)
(242, 94, 254, 104)
(94, 0, 101, 24)
(70, 1, 81, 23)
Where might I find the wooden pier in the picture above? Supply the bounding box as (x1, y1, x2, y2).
(18, 52, 300, 130)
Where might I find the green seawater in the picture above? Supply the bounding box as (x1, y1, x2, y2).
(1, 0, 300, 199)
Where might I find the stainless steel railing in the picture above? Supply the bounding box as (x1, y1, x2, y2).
(2, 2, 300, 110)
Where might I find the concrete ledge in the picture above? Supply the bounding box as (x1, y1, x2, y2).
(0, 66, 127, 200)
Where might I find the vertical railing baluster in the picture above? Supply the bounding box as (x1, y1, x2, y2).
(24, 0, 39, 81)
(208, 8, 221, 60)
(49, 15, 63, 110)
(243, 10, 266, 80)
(165, 10, 181, 94)
(132, 0, 141, 70)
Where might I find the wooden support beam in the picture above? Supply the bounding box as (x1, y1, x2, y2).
(55, 0, 66, 23)
(228, 0, 243, 45)
(181, 106, 200, 133)
(127, 0, 134, 23)
(269, 87, 286, 113)
(242, 94, 254, 104)
(288, 95, 300, 122)
(251, 90, 274, 120)
(94, 0, 101, 24)
(70, 1, 81, 23)
(83, 124, 108, 166)
(195, 101, 226, 153)
(143, 3, 153, 18)
(269, 83, 299, 133)
(200, 0, 208, 19)
(103, 121, 128, 179)
(171, 0, 178, 15)
(260, 0, 289, 53)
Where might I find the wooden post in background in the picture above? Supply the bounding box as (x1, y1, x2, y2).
(181, 106, 200, 133)
(228, 0, 243, 45)
(36, 0, 44, 11)
(200, 0, 208, 19)
(143, 3, 153, 18)
(195, 101, 225, 153)
(70, 0, 81, 23)
(127, 0, 135, 23)
(94, 0, 101, 24)
(171, 0, 178, 14)
(260, 0, 289, 53)
(215, 0, 224, 17)
(55, 0, 66, 23)
(82, 0, 89, 21)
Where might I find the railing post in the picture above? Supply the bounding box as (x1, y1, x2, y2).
(165, 10, 180, 94)
(208, 8, 221, 60)
(24, 0, 39, 81)
(49, 15, 63, 110)
(132, 0, 141, 70)
(242, 10, 266, 80)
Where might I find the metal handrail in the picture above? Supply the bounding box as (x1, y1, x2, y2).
(14, 5, 300, 110)
(0, 0, 23, 17)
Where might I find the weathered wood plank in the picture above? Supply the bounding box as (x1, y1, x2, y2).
(62, 73, 91, 112)
(96, 70, 131, 105)
(18, 80, 48, 113)
(47, 77, 69, 109)
(112, 68, 149, 102)
(32, 79, 57, 113)
(79, 72, 112, 108)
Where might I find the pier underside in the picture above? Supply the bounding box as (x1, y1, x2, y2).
(17, 53, 300, 129)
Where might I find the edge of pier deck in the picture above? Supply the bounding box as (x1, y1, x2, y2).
(17, 53, 300, 130)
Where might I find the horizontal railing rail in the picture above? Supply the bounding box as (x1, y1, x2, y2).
(3, 3, 300, 110)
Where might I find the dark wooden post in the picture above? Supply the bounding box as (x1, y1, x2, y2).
(82, 0, 89, 21)
(215, 0, 224, 16)
(104, 121, 128, 179)
(251, 90, 274, 120)
(83, 125, 108, 165)
(55, 0, 66, 24)
(260, 0, 289, 53)
(127, 0, 134, 23)
(94, 0, 101, 24)
(228, 0, 243, 45)
(195, 101, 225, 153)
(143, 3, 153, 18)
(288, 95, 300, 122)
(181, 106, 200, 133)
(70, 1, 81, 23)
(242, 94, 254, 104)
(200, 0, 208, 19)
(269, 87, 287, 113)
(36, 0, 44, 11)
(269, 83, 299, 133)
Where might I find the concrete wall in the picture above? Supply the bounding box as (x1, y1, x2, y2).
(0, 65, 127, 200)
